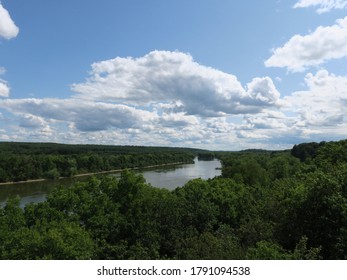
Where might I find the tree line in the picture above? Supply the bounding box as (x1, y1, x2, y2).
(0, 142, 197, 182)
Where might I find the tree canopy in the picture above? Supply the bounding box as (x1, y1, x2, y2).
(1, 139, 346, 259)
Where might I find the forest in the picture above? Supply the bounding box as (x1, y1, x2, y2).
(0, 142, 198, 182)
(0, 140, 346, 259)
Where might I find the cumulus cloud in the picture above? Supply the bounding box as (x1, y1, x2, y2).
(0, 98, 156, 132)
(19, 114, 48, 129)
(0, 97, 236, 149)
(242, 111, 289, 130)
(0, 68, 9, 98)
(0, 3, 19, 39)
(159, 112, 199, 128)
(265, 17, 347, 72)
(0, 4, 18, 98)
(293, 0, 347, 13)
(72, 50, 280, 116)
(0, 80, 9, 97)
(5, 50, 347, 150)
(246, 77, 280, 105)
(232, 69, 347, 146)
(0, 50, 284, 150)
(284, 69, 347, 128)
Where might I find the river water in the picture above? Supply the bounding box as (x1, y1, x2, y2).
(0, 158, 221, 208)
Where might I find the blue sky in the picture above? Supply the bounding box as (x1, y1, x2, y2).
(0, 0, 347, 150)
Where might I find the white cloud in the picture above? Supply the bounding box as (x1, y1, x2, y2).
(246, 77, 280, 105)
(0, 4, 19, 39)
(243, 111, 289, 130)
(0, 128, 10, 140)
(0, 50, 281, 149)
(284, 69, 347, 128)
(0, 3, 18, 98)
(159, 112, 199, 128)
(265, 17, 347, 72)
(3, 50, 347, 150)
(236, 130, 271, 140)
(293, 0, 347, 14)
(0, 49, 285, 150)
(229, 67, 347, 146)
(19, 114, 48, 129)
(0, 80, 10, 97)
(72, 50, 280, 116)
(0, 98, 157, 132)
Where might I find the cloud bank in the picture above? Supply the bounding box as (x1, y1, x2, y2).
(0, 98, 157, 132)
(72, 50, 280, 117)
(0, 51, 286, 149)
(0, 4, 19, 39)
(284, 70, 347, 128)
(265, 17, 347, 72)
(0, 51, 346, 150)
(294, 0, 347, 13)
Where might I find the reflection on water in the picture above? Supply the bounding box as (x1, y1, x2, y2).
(142, 158, 221, 190)
(0, 177, 90, 208)
(0, 158, 221, 207)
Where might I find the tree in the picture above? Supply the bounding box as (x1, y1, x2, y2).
(2, 221, 94, 260)
(174, 179, 219, 234)
(297, 172, 347, 259)
(246, 241, 292, 260)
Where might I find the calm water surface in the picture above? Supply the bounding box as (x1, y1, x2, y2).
(0, 158, 221, 208)
(143, 158, 221, 189)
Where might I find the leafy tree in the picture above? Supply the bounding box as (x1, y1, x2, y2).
(2, 221, 94, 260)
(296, 172, 347, 259)
(44, 168, 60, 179)
(246, 241, 292, 260)
(174, 179, 219, 234)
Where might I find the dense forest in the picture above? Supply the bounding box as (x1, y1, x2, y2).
(0, 140, 346, 259)
(0, 142, 198, 182)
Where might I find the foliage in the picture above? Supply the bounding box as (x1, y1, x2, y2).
(0, 139, 347, 259)
(0, 142, 196, 182)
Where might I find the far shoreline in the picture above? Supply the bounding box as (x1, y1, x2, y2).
(0, 161, 186, 186)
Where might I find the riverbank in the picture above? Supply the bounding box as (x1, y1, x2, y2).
(0, 161, 186, 186)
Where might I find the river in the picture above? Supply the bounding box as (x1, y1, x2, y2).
(0, 158, 221, 208)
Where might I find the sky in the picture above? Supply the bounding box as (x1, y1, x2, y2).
(0, 0, 347, 150)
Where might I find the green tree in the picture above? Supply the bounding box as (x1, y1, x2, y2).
(246, 241, 292, 260)
(2, 221, 94, 260)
